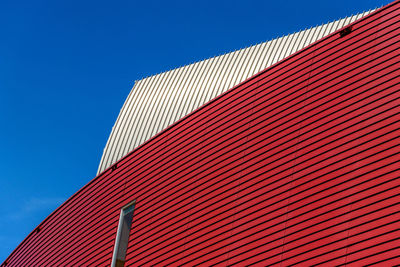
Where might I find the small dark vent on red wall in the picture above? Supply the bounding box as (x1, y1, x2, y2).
(339, 26, 353, 37)
(112, 164, 118, 172)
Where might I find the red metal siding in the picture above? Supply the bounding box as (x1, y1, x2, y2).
(3, 1, 400, 266)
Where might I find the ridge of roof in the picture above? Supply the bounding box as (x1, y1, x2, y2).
(98, 9, 375, 174)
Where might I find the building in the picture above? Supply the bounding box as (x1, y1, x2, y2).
(3, 0, 400, 265)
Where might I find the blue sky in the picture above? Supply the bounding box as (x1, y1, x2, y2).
(0, 0, 391, 262)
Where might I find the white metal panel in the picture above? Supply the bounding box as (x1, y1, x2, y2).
(97, 9, 374, 174)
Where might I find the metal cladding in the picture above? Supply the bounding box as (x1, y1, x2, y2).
(97, 10, 374, 174)
(4, 1, 400, 266)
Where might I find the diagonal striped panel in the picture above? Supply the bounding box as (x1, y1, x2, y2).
(98, 9, 375, 174)
(4, 2, 400, 265)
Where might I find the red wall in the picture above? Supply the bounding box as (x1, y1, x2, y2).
(4, 1, 400, 265)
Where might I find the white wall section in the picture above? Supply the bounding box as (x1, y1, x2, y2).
(98, 10, 374, 174)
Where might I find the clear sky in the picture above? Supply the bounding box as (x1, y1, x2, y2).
(0, 0, 392, 262)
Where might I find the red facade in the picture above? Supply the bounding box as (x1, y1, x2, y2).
(3, 1, 400, 265)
